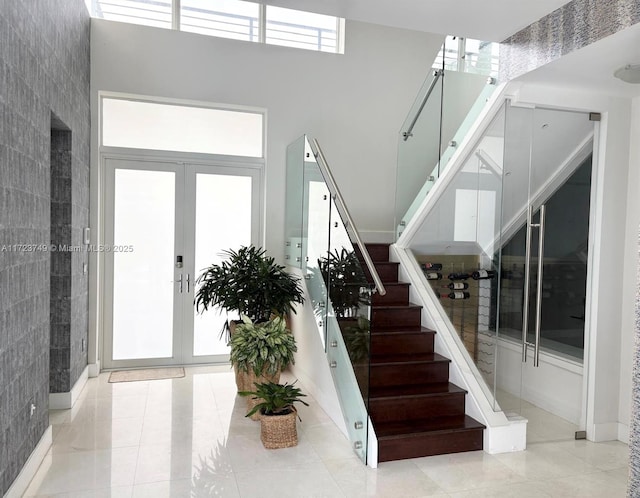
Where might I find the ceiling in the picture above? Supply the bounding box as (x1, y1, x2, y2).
(254, 0, 573, 41)
(515, 22, 640, 98)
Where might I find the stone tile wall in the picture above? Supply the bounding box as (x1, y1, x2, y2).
(500, 0, 640, 82)
(0, 0, 90, 493)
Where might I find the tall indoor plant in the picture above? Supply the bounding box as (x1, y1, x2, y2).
(195, 245, 305, 339)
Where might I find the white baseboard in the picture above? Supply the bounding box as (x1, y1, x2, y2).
(49, 365, 89, 410)
(4, 426, 52, 498)
(484, 414, 528, 454)
(88, 361, 100, 378)
(367, 418, 378, 469)
(588, 422, 621, 442)
(618, 423, 629, 444)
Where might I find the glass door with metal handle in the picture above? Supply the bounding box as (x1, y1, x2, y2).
(103, 158, 261, 369)
(496, 103, 595, 442)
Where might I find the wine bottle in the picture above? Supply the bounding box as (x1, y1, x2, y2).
(443, 291, 470, 300)
(425, 272, 442, 280)
(471, 269, 496, 280)
(421, 262, 443, 271)
(448, 282, 469, 290)
(447, 272, 470, 280)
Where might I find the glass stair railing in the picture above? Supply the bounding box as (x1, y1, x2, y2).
(285, 134, 386, 465)
(395, 37, 500, 239)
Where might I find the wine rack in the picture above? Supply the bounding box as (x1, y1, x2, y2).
(416, 254, 497, 371)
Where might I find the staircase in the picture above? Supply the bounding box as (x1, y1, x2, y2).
(360, 243, 485, 462)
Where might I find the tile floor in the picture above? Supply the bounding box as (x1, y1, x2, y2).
(24, 366, 629, 497)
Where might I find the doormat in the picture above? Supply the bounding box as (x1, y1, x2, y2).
(108, 367, 185, 383)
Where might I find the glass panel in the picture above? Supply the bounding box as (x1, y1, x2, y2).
(323, 196, 372, 463)
(396, 71, 497, 239)
(91, 0, 172, 29)
(292, 135, 371, 463)
(396, 72, 443, 235)
(193, 173, 252, 356)
(536, 159, 591, 360)
(112, 169, 175, 360)
(284, 136, 306, 268)
(266, 6, 339, 53)
(102, 98, 264, 157)
(303, 156, 331, 348)
(181, 0, 260, 42)
(529, 108, 593, 361)
(408, 105, 507, 410)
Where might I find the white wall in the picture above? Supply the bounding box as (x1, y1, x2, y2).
(90, 18, 442, 260)
(619, 96, 640, 442)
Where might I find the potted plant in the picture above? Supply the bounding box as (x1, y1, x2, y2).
(195, 245, 305, 340)
(230, 315, 297, 395)
(317, 248, 369, 318)
(241, 381, 309, 449)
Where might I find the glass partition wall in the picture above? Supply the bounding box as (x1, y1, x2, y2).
(396, 41, 499, 239)
(407, 102, 595, 440)
(285, 135, 374, 463)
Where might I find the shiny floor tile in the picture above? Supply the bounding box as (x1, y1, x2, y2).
(24, 368, 630, 497)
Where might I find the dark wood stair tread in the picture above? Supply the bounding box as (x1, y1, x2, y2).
(373, 303, 422, 311)
(369, 382, 465, 399)
(371, 352, 450, 365)
(376, 415, 485, 439)
(371, 327, 435, 336)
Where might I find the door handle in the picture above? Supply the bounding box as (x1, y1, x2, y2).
(533, 204, 546, 367)
(521, 205, 533, 362)
(174, 274, 183, 293)
(186, 273, 190, 293)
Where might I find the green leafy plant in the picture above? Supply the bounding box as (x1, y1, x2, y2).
(229, 315, 297, 376)
(318, 248, 370, 317)
(195, 245, 305, 337)
(342, 316, 370, 363)
(240, 381, 309, 418)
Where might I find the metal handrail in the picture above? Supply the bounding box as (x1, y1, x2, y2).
(308, 138, 387, 296)
(402, 69, 444, 141)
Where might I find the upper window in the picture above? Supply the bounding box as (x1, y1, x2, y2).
(90, 0, 345, 54)
(102, 97, 264, 157)
(433, 36, 499, 77)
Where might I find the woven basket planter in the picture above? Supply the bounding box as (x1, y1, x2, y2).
(246, 395, 263, 421)
(260, 410, 298, 449)
(235, 367, 280, 393)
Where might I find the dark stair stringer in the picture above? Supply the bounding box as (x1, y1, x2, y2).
(358, 243, 485, 463)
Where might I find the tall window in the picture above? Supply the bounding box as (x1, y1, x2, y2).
(90, 0, 345, 54)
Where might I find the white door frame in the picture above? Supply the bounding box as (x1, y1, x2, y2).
(98, 148, 264, 370)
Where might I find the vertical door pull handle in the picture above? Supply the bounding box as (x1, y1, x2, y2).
(533, 204, 546, 367)
(521, 205, 533, 362)
(186, 273, 190, 293)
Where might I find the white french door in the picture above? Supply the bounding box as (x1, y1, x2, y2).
(102, 157, 262, 369)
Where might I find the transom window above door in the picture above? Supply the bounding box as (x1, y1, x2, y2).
(101, 97, 264, 157)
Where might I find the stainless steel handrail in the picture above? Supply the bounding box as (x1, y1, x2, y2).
(308, 138, 387, 296)
(402, 69, 444, 141)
